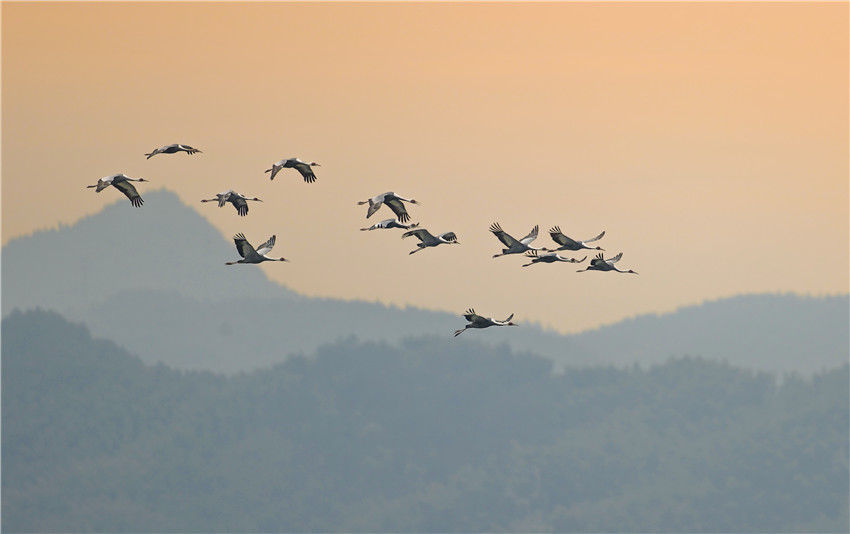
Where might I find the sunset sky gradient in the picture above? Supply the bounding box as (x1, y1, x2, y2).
(2, 2, 847, 333)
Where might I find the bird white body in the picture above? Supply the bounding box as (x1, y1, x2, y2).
(576, 252, 638, 274)
(402, 228, 459, 254)
(86, 174, 148, 207)
(145, 144, 202, 159)
(358, 192, 419, 223)
(266, 158, 319, 182)
(490, 223, 541, 257)
(454, 308, 517, 336)
(522, 250, 587, 267)
(226, 233, 288, 265)
(545, 227, 605, 252)
(201, 190, 262, 216)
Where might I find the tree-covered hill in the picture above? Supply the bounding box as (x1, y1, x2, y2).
(2, 309, 848, 532)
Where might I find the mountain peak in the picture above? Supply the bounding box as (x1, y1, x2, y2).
(2, 188, 295, 316)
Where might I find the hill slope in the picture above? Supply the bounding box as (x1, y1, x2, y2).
(3, 190, 847, 374)
(3, 310, 848, 532)
(1, 189, 295, 315)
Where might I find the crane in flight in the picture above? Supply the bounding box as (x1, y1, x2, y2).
(360, 219, 419, 231)
(145, 144, 202, 158)
(454, 309, 516, 337)
(545, 227, 605, 252)
(201, 190, 262, 216)
(225, 234, 288, 265)
(576, 252, 638, 274)
(86, 174, 148, 207)
(522, 250, 587, 267)
(402, 228, 459, 254)
(358, 192, 419, 223)
(265, 158, 320, 183)
(489, 223, 542, 258)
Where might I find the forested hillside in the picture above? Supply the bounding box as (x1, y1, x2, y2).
(3, 310, 848, 532)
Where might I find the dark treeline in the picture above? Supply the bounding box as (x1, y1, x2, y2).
(3, 309, 848, 532)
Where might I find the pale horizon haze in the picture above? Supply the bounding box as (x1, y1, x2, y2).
(2, 2, 848, 334)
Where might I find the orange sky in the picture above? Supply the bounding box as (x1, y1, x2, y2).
(2, 2, 848, 333)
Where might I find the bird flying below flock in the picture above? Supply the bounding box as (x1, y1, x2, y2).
(265, 158, 320, 183)
(545, 227, 605, 252)
(402, 228, 459, 254)
(86, 174, 148, 207)
(453, 308, 517, 337)
(358, 192, 419, 223)
(226, 233, 288, 265)
(576, 252, 638, 274)
(489, 223, 541, 258)
(201, 190, 262, 216)
(145, 144, 202, 159)
(522, 250, 587, 267)
(360, 219, 419, 231)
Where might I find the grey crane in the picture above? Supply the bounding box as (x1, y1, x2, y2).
(576, 252, 638, 274)
(145, 144, 202, 159)
(265, 158, 320, 183)
(360, 219, 419, 231)
(86, 174, 148, 207)
(201, 190, 262, 216)
(402, 228, 459, 254)
(226, 234, 288, 265)
(489, 222, 541, 257)
(358, 192, 419, 223)
(454, 308, 517, 337)
(545, 227, 605, 252)
(522, 250, 587, 267)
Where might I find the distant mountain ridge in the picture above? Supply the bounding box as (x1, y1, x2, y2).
(1, 189, 296, 315)
(2, 190, 847, 374)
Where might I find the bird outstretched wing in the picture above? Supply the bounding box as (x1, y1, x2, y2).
(230, 196, 248, 216)
(112, 180, 143, 207)
(402, 228, 434, 242)
(255, 235, 276, 256)
(385, 198, 411, 223)
(233, 233, 256, 258)
(463, 308, 484, 322)
(548, 226, 577, 247)
(607, 252, 623, 263)
(294, 162, 317, 183)
(519, 225, 539, 246)
(489, 223, 519, 247)
(583, 230, 605, 243)
(266, 164, 282, 180)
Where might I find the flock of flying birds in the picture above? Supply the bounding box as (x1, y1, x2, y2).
(87, 143, 637, 337)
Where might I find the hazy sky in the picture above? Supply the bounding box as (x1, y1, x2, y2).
(2, 2, 848, 333)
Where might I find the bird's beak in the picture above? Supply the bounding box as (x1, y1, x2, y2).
(139, 178, 149, 182)
(312, 162, 321, 166)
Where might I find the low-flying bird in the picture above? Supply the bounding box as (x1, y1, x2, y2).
(360, 219, 419, 231)
(402, 228, 459, 254)
(453, 308, 517, 337)
(576, 252, 638, 274)
(489, 223, 541, 258)
(201, 190, 262, 216)
(358, 192, 419, 223)
(265, 158, 320, 183)
(86, 174, 148, 207)
(522, 250, 587, 267)
(226, 233, 288, 265)
(545, 227, 605, 252)
(145, 144, 202, 159)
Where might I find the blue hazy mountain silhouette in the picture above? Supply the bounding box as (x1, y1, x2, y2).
(1, 189, 296, 315)
(3, 189, 847, 374)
